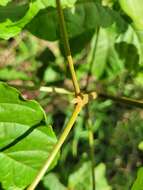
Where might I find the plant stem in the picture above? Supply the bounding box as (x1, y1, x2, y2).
(27, 103, 83, 190)
(40, 86, 73, 95)
(84, 28, 100, 190)
(56, 0, 80, 95)
(9, 84, 143, 108)
(98, 92, 143, 108)
(88, 122, 96, 190)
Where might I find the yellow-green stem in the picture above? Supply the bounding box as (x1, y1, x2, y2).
(56, 0, 80, 95)
(27, 103, 83, 190)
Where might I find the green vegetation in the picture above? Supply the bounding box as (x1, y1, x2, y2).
(0, 0, 143, 189)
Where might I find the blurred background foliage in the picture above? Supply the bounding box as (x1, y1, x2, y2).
(0, 0, 143, 189)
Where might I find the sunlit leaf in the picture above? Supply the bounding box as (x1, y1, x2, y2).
(119, 0, 143, 30)
(0, 82, 58, 189)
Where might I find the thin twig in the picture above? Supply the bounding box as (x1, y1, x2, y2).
(84, 28, 100, 190)
(27, 103, 83, 190)
(98, 92, 143, 108)
(56, 0, 80, 95)
(88, 121, 96, 190)
(40, 86, 73, 95)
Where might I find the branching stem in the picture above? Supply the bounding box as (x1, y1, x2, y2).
(9, 84, 143, 108)
(26, 1, 143, 189)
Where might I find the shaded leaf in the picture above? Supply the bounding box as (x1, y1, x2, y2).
(0, 0, 77, 39)
(27, 0, 127, 41)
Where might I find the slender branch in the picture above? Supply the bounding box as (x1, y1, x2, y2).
(84, 28, 100, 190)
(27, 103, 83, 190)
(56, 0, 80, 95)
(88, 121, 96, 190)
(40, 86, 73, 95)
(9, 84, 73, 95)
(98, 92, 143, 108)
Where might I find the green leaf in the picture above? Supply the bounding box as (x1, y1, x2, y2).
(0, 82, 58, 190)
(90, 28, 110, 78)
(43, 173, 66, 190)
(138, 141, 143, 151)
(0, 0, 77, 39)
(132, 167, 143, 190)
(0, 0, 11, 6)
(84, 25, 141, 81)
(115, 25, 143, 66)
(68, 162, 111, 190)
(119, 0, 143, 30)
(27, 0, 126, 41)
(82, 27, 124, 80)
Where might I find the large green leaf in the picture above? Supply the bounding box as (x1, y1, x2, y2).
(0, 82, 58, 190)
(132, 167, 143, 190)
(68, 162, 111, 190)
(27, 0, 127, 41)
(0, 0, 77, 39)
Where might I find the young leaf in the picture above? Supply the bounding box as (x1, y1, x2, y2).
(0, 82, 58, 190)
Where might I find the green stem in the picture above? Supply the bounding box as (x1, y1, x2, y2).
(98, 92, 143, 108)
(9, 84, 143, 108)
(56, 0, 80, 95)
(88, 122, 96, 190)
(84, 28, 100, 190)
